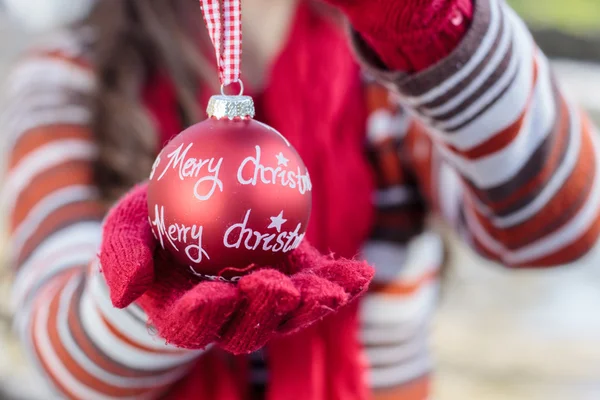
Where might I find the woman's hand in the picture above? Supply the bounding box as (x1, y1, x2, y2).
(99, 184, 373, 354)
(322, 0, 472, 72)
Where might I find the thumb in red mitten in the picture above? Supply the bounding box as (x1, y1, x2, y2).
(100, 185, 240, 349)
(100, 184, 155, 307)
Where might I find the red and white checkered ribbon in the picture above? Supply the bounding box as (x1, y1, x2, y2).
(199, 0, 242, 86)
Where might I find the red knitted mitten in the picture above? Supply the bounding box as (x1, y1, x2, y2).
(99, 184, 374, 354)
(325, 0, 473, 71)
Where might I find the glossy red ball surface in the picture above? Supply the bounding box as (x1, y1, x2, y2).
(147, 117, 312, 281)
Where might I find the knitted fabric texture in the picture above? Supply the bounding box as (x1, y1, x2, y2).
(100, 183, 373, 353)
(330, 0, 473, 71)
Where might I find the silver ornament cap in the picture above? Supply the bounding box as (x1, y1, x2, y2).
(206, 94, 255, 120)
(206, 81, 255, 120)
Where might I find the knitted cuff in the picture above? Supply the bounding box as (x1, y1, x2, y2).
(344, 0, 474, 72)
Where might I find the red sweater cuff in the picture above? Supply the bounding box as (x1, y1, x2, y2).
(343, 0, 473, 72)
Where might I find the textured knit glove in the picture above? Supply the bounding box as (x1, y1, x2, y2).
(323, 0, 473, 71)
(99, 184, 374, 354)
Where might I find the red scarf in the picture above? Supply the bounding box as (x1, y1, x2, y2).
(144, 3, 374, 399)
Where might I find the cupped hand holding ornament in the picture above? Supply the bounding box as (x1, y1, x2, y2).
(98, 184, 374, 354)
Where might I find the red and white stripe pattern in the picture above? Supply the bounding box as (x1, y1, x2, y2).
(357, 0, 600, 269)
(360, 233, 442, 399)
(199, 0, 242, 85)
(361, 80, 442, 399)
(2, 41, 204, 399)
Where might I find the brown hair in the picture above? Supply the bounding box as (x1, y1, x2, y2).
(85, 0, 217, 205)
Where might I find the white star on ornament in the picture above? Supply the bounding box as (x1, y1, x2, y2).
(275, 152, 289, 167)
(268, 211, 287, 233)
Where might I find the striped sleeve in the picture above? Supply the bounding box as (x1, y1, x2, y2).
(353, 0, 600, 267)
(364, 82, 427, 245)
(359, 80, 442, 399)
(360, 231, 442, 400)
(1, 42, 202, 399)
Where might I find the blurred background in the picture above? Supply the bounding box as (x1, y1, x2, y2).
(1, 1, 600, 399)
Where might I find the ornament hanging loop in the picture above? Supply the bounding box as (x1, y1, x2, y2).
(200, 0, 242, 86)
(220, 80, 244, 97)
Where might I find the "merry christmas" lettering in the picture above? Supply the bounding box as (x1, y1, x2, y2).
(149, 204, 210, 263)
(151, 142, 224, 201)
(237, 145, 312, 195)
(223, 209, 304, 253)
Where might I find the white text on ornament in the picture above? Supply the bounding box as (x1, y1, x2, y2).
(149, 155, 161, 180)
(237, 145, 312, 194)
(223, 209, 304, 253)
(149, 204, 210, 264)
(155, 142, 224, 201)
(188, 267, 242, 283)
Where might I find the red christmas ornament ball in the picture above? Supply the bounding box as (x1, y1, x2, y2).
(147, 106, 312, 282)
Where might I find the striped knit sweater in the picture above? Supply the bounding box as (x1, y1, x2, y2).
(2, 0, 599, 398)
